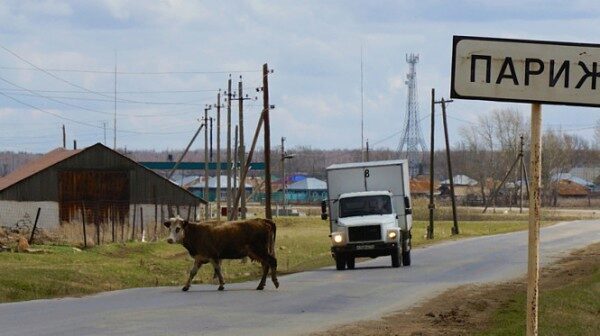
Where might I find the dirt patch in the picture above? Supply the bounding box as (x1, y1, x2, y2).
(311, 243, 599, 336)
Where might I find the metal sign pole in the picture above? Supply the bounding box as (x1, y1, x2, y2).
(527, 103, 542, 336)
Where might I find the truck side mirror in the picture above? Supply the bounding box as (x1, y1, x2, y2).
(320, 200, 328, 220)
(404, 196, 413, 215)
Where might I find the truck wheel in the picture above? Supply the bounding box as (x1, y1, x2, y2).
(391, 248, 401, 268)
(346, 257, 355, 270)
(335, 255, 346, 270)
(402, 250, 411, 266)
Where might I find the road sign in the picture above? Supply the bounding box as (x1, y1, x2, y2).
(451, 35, 600, 107)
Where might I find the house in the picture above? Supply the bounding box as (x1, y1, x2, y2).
(439, 174, 479, 197)
(0, 143, 205, 232)
(187, 175, 253, 202)
(278, 177, 328, 204)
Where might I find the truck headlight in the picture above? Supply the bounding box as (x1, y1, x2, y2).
(387, 230, 398, 240)
(332, 232, 344, 244)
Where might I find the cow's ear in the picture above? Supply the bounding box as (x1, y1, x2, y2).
(163, 221, 171, 228)
(181, 220, 189, 228)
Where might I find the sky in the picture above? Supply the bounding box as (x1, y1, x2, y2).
(1, 0, 600, 153)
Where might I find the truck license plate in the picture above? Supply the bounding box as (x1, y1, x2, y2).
(356, 244, 375, 250)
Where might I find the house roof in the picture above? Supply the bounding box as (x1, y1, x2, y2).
(440, 175, 478, 186)
(410, 178, 439, 194)
(0, 148, 82, 191)
(551, 173, 594, 188)
(287, 177, 327, 191)
(558, 180, 589, 196)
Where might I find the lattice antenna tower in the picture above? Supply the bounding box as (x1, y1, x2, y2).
(398, 53, 427, 176)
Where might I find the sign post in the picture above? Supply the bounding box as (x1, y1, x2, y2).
(451, 35, 600, 336)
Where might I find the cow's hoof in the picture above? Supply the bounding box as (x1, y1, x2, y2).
(218, 285, 224, 291)
(273, 280, 280, 289)
(182, 286, 190, 292)
(256, 285, 265, 290)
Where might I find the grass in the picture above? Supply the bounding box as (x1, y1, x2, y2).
(477, 257, 600, 335)
(0, 210, 580, 303)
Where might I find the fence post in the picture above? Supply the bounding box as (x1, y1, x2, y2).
(140, 207, 145, 242)
(80, 203, 87, 248)
(132, 204, 137, 241)
(154, 200, 158, 241)
(28, 207, 41, 245)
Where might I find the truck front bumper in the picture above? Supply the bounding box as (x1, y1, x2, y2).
(331, 242, 398, 258)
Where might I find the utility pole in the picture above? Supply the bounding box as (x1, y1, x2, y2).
(226, 77, 233, 220)
(62, 124, 66, 148)
(281, 137, 286, 214)
(238, 77, 248, 219)
(435, 97, 459, 235)
(216, 91, 222, 222)
(365, 139, 369, 162)
(209, 117, 214, 162)
(102, 121, 107, 145)
(204, 105, 211, 219)
(427, 88, 436, 239)
(233, 125, 239, 219)
(113, 52, 117, 150)
(361, 45, 365, 161)
(263, 63, 273, 220)
(519, 135, 525, 214)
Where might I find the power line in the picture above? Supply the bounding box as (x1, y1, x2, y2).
(0, 66, 262, 75)
(0, 91, 197, 135)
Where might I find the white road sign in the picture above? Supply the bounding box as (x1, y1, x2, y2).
(451, 36, 600, 107)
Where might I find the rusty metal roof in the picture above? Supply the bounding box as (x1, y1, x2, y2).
(0, 147, 82, 191)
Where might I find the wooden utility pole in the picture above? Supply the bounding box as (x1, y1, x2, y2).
(216, 91, 222, 222)
(527, 103, 542, 336)
(263, 63, 272, 220)
(62, 124, 66, 148)
(428, 88, 435, 239)
(437, 97, 459, 235)
(238, 78, 247, 219)
(226, 77, 233, 220)
(230, 96, 266, 220)
(281, 137, 286, 213)
(209, 117, 214, 162)
(204, 105, 211, 219)
(365, 139, 369, 162)
(519, 135, 525, 213)
(233, 125, 239, 219)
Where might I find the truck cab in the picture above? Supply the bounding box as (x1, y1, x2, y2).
(322, 160, 412, 270)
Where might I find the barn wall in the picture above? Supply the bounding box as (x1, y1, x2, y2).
(0, 201, 59, 229)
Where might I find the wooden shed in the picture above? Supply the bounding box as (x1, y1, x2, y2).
(0, 143, 205, 230)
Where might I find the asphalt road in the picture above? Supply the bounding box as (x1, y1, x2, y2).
(1, 220, 598, 336)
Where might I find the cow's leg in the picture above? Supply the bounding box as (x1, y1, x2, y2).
(249, 250, 269, 290)
(268, 254, 279, 289)
(211, 259, 222, 283)
(183, 258, 206, 292)
(210, 259, 225, 291)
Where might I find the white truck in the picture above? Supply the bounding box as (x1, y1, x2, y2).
(321, 160, 413, 270)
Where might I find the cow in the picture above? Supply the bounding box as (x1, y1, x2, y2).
(164, 216, 279, 292)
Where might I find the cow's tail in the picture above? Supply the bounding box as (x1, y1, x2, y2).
(266, 219, 276, 256)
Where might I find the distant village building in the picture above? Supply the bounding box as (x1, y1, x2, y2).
(186, 175, 253, 202)
(439, 174, 479, 198)
(0, 143, 205, 231)
(284, 177, 328, 204)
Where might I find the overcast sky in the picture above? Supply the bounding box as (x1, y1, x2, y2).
(1, 0, 599, 153)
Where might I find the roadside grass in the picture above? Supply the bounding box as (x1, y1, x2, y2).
(477, 254, 600, 336)
(0, 211, 578, 303)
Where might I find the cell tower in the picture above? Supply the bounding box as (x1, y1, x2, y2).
(398, 53, 427, 177)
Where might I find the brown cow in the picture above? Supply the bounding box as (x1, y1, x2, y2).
(164, 216, 279, 291)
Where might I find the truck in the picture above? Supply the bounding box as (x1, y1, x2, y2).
(321, 160, 412, 270)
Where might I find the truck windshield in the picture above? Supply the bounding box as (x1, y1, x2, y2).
(339, 195, 392, 218)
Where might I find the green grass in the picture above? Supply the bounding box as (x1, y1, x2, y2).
(0, 213, 573, 303)
(476, 263, 599, 335)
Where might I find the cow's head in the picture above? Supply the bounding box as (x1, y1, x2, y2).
(164, 215, 188, 244)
